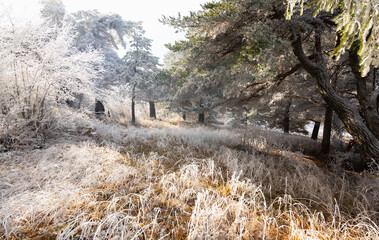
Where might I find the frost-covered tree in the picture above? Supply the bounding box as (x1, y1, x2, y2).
(0, 23, 102, 147)
(139, 69, 173, 119)
(40, 0, 66, 26)
(68, 10, 135, 52)
(40, 0, 136, 89)
(69, 10, 136, 89)
(164, 0, 379, 164)
(122, 26, 159, 123)
(162, 1, 316, 125)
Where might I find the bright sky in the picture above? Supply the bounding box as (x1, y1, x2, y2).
(0, 0, 208, 63)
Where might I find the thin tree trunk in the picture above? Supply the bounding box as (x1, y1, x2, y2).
(283, 115, 290, 133)
(131, 84, 136, 124)
(311, 121, 320, 140)
(198, 112, 205, 123)
(321, 106, 333, 154)
(283, 100, 291, 133)
(149, 101, 156, 119)
(131, 100, 135, 124)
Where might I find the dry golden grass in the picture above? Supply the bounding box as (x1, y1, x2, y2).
(1, 119, 378, 239)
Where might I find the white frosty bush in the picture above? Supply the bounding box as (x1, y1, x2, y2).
(0, 22, 102, 147)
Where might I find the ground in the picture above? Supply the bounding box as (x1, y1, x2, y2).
(1, 118, 379, 239)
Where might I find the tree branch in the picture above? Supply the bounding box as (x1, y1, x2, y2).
(273, 54, 316, 88)
(291, 34, 321, 76)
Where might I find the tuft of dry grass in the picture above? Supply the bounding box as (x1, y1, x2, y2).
(1, 118, 378, 239)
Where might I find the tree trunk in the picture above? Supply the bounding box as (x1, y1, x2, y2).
(131, 84, 136, 124)
(283, 100, 291, 133)
(95, 100, 105, 120)
(311, 121, 320, 140)
(149, 101, 156, 119)
(198, 112, 205, 123)
(349, 46, 379, 139)
(292, 34, 379, 164)
(131, 100, 135, 124)
(321, 106, 333, 154)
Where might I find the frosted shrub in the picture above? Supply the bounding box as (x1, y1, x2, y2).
(0, 22, 102, 148)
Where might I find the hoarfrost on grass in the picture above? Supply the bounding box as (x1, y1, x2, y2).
(1, 119, 379, 239)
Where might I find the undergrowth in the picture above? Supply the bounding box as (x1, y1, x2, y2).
(1, 118, 379, 239)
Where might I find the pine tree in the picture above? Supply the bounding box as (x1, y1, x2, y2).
(163, 0, 379, 164)
(122, 26, 159, 123)
(40, 0, 137, 90)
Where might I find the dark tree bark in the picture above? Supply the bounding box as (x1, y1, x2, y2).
(292, 34, 379, 164)
(311, 121, 321, 140)
(182, 113, 186, 121)
(95, 100, 105, 113)
(198, 112, 205, 123)
(283, 100, 291, 133)
(130, 65, 138, 125)
(349, 46, 379, 139)
(321, 106, 333, 154)
(95, 100, 105, 119)
(131, 84, 136, 124)
(149, 101, 156, 119)
(131, 100, 136, 123)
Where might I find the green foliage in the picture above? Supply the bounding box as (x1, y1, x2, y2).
(165, 35, 210, 53)
(165, 41, 192, 52)
(237, 39, 271, 63)
(161, 0, 236, 33)
(198, 0, 236, 19)
(286, 0, 379, 76)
